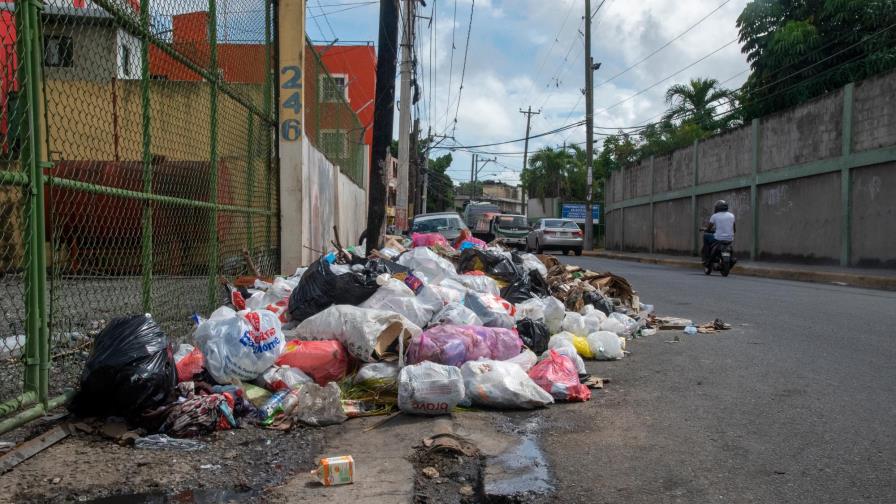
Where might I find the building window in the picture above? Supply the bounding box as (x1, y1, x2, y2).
(320, 129, 348, 159)
(120, 45, 132, 77)
(319, 74, 348, 103)
(44, 36, 74, 68)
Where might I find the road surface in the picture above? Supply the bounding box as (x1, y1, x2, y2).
(524, 256, 896, 504)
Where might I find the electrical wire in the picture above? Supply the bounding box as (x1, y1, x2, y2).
(450, 0, 475, 137)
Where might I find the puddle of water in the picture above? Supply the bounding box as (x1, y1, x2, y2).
(484, 431, 553, 499)
(85, 488, 257, 504)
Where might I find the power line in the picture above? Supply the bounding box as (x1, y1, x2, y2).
(442, 0, 459, 132)
(450, 0, 475, 137)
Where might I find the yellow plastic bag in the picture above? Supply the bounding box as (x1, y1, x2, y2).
(572, 336, 594, 359)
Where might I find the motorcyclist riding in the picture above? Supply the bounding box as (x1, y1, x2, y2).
(701, 200, 736, 265)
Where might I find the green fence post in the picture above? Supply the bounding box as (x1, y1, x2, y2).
(207, 0, 220, 310)
(840, 82, 854, 267)
(264, 0, 273, 255)
(245, 111, 256, 256)
(140, 0, 153, 313)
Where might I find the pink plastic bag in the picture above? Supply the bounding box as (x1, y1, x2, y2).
(406, 325, 522, 366)
(528, 350, 591, 402)
(411, 232, 449, 248)
(176, 348, 205, 383)
(275, 340, 350, 385)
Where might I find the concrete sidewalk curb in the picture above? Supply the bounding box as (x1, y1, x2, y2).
(582, 250, 896, 291)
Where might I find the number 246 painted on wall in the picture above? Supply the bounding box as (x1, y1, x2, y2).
(280, 65, 302, 142)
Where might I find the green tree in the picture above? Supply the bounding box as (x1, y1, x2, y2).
(425, 152, 455, 212)
(521, 145, 600, 204)
(662, 78, 738, 131)
(736, 0, 896, 118)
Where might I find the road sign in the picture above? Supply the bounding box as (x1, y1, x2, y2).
(561, 203, 601, 224)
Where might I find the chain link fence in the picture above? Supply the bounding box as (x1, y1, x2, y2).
(0, 0, 278, 430)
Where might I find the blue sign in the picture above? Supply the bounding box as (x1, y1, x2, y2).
(561, 203, 600, 224)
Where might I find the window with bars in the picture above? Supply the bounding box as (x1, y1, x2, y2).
(44, 36, 74, 68)
(319, 74, 348, 103)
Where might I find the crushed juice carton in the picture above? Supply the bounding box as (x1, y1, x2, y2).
(312, 455, 354, 486)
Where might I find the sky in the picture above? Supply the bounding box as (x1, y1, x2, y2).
(305, 0, 753, 187)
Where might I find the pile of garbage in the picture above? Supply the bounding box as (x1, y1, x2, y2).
(67, 231, 658, 441)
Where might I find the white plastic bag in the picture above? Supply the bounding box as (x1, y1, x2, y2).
(514, 298, 546, 322)
(458, 274, 500, 296)
(586, 331, 625, 360)
(353, 362, 400, 385)
(541, 346, 587, 375)
(431, 278, 468, 306)
(609, 312, 639, 337)
(285, 305, 421, 362)
(397, 247, 459, 285)
(548, 331, 577, 351)
(254, 365, 313, 391)
(461, 359, 553, 409)
(600, 317, 626, 336)
(583, 311, 607, 334)
(194, 307, 285, 383)
(504, 349, 538, 372)
(295, 382, 347, 427)
(431, 303, 483, 326)
(561, 312, 587, 337)
(542, 296, 566, 334)
(518, 253, 548, 278)
(464, 292, 515, 329)
(398, 362, 465, 416)
(359, 276, 440, 328)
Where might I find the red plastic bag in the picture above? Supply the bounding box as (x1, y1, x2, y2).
(411, 232, 449, 248)
(527, 350, 591, 402)
(275, 340, 349, 385)
(175, 347, 205, 383)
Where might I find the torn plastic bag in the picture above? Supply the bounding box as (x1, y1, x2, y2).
(458, 274, 500, 296)
(69, 314, 176, 419)
(501, 269, 551, 304)
(561, 312, 587, 337)
(275, 340, 350, 385)
(296, 382, 347, 427)
(518, 253, 548, 278)
(516, 318, 549, 354)
(431, 278, 468, 306)
(353, 362, 400, 386)
(584, 290, 614, 316)
(174, 344, 204, 383)
(609, 312, 639, 337)
(464, 291, 515, 329)
(431, 303, 483, 326)
(529, 350, 591, 402)
(457, 248, 522, 284)
(406, 325, 523, 366)
(541, 345, 587, 375)
(514, 297, 546, 322)
(194, 307, 285, 384)
(586, 331, 625, 360)
(287, 257, 382, 323)
(504, 349, 538, 372)
(359, 276, 441, 328)
(599, 317, 627, 336)
(286, 305, 420, 363)
(543, 296, 566, 334)
(411, 232, 450, 248)
(398, 362, 465, 416)
(254, 365, 313, 391)
(461, 359, 554, 409)
(397, 247, 460, 284)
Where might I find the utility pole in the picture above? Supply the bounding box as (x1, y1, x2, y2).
(469, 153, 477, 202)
(396, 0, 415, 230)
(421, 126, 431, 213)
(366, 0, 400, 249)
(584, 0, 598, 251)
(519, 106, 540, 216)
(409, 117, 420, 216)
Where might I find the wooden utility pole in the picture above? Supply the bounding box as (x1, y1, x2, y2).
(366, 0, 400, 249)
(584, 0, 598, 251)
(396, 0, 415, 230)
(519, 106, 540, 216)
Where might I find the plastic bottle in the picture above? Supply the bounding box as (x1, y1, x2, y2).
(683, 325, 697, 335)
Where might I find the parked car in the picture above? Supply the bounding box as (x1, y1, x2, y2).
(409, 212, 469, 241)
(462, 201, 500, 240)
(488, 214, 529, 249)
(526, 218, 584, 255)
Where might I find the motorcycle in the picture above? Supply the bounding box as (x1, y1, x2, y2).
(700, 228, 736, 277)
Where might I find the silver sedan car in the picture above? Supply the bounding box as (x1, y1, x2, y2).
(526, 218, 584, 255)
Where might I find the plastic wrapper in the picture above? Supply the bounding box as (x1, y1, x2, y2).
(398, 362, 465, 416)
(194, 307, 285, 384)
(431, 304, 483, 327)
(543, 296, 566, 334)
(397, 247, 460, 285)
(516, 318, 549, 354)
(500, 270, 551, 304)
(609, 312, 639, 337)
(287, 258, 382, 323)
(135, 434, 205, 451)
(504, 349, 538, 372)
(406, 324, 523, 366)
(518, 253, 548, 278)
(459, 274, 500, 296)
(353, 362, 400, 386)
(464, 291, 515, 329)
(514, 297, 546, 322)
(69, 315, 176, 419)
(286, 305, 420, 363)
(461, 359, 554, 409)
(275, 340, 350, 385)
(561, 312, 587, 337)
(359, 277, 441, 328)
(174, 344, 204, 383)
(599, 317, 627, 336)
(411, 232, 450, 248)
(586, 331, 625, 360)
(541, 346, 587, 375)
(254, 365, 313, 391)
(528, 350, 591, 402)
(295, 382, 347, 427)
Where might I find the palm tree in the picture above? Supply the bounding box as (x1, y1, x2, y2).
(663, 78, 736, 131)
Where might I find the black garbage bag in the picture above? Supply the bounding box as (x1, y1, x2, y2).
(287, 257, 382, 323)
(516, 318, 549, 354)
(458, 248, 522, 283)
(501, 270, 551, 304)
(69, 315, 176, 420)
(585, 290, 614, 316)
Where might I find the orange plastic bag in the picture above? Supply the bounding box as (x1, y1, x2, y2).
(175, 348, 205, 382)
(275, 340, 349, 385)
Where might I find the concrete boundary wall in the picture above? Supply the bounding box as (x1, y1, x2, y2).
(605, 69, 896, 268)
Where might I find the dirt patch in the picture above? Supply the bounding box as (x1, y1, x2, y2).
(412, 444, 484, 504)
(0, 425, 323, 503)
